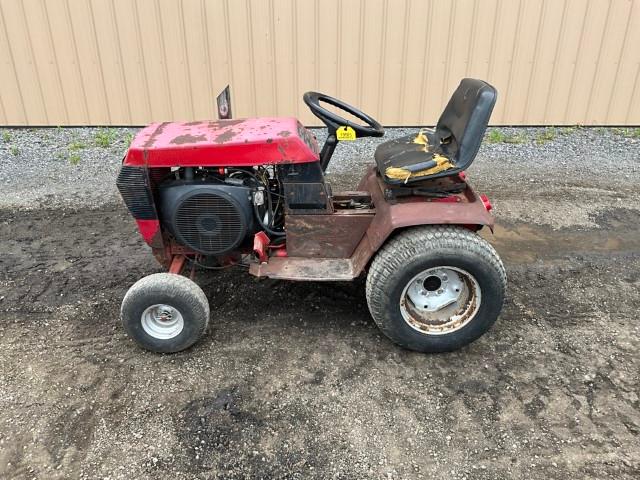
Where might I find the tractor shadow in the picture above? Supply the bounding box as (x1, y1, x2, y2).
(196, 269, 376, 342)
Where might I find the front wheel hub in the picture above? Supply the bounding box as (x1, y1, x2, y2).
(141, 304, 184, 340)
(400, 267, 481, 335)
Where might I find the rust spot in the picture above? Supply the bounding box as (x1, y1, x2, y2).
(277, 130, 291, 137)
(207, 119, 245, 129)
(170, 134, 207, 145)
(183, 121, 202, 126)
(143, 122, 169, 148)
(214, 130, 237, 144)
(266, 138, 273, 144)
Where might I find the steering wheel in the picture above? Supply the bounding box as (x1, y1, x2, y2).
(303, 92, 385, 138)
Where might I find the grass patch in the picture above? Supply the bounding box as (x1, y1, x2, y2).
(486, 129, 528, 144)
(486, 129, 505, 143)
(560, 126, 578, 135)
(2, 131, 11, 143)
(503, 132, 527, 144)
(68, 152, 81, 165)
(536, 127, 557, 144)
(67, 138, 86, 164)
(94, 128, 118, 148)
(124, 132, 135, 146)
(9, 145, 19, 156)
(612, 127, 640, 138)
(68, 140, 86, 151)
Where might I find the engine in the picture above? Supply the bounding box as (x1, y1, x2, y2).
(157, 167, 283, 256)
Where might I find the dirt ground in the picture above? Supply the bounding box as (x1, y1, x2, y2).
(1, 131, 640, 479)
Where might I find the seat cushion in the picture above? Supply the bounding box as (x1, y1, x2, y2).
(375, 131, 458, 184)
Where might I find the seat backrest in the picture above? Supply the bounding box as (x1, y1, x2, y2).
(435, 78, 497, 169)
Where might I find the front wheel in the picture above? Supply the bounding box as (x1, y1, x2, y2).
(121, 273, 210, 353)
(366, 226, 506, 353)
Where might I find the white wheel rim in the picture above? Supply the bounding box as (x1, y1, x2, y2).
(399, 267, 481, 335)
(141, 304, 184, 340)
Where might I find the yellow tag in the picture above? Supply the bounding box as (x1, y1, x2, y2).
(336, 126, 356, 141)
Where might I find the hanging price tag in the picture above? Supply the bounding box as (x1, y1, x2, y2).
(336, 125, 356, 141)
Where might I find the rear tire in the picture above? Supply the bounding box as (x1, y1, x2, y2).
(121, 273, 209, 353)
(366, 226, 506, 353)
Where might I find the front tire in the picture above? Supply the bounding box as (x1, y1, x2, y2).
(366, 226, 506, 353)
(121, 273, 209, 353)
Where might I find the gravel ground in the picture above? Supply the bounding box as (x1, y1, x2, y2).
(0, 125, 639, 479)
(2, 125, 638, 228)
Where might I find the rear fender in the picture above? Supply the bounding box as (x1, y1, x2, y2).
(350, 168, 494, 275)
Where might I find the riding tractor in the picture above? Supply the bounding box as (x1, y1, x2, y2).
(116, 78, 506, 354)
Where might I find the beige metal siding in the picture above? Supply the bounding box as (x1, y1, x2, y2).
(0, 0, 639, 126)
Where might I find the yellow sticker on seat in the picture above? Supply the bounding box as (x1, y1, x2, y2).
(336, 126, 356, 141)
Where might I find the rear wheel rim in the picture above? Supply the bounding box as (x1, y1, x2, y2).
(399, 266, 481, 335)
(141, 304, 184, 340)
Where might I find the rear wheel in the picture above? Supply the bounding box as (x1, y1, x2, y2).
(121, 273, 209, 353)
(366, 226, 506, 353)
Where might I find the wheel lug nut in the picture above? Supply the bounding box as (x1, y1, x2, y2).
(437, 289, 444, 295)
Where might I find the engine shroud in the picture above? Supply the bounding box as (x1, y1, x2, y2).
(158, 182, 254, 255)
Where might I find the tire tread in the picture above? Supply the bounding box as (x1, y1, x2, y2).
(366, 226, 506, 351)
(121, 273, 210, 353)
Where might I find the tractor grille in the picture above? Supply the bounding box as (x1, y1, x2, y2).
(116, 166, 156, 219)
(174, 192, 245, 255)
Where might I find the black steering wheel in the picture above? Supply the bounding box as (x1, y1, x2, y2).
(303, 92, 385, 138)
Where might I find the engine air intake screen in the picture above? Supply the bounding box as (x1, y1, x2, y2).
(173, 191, 246, 255)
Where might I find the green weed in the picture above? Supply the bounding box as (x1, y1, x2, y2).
(2, 131, 11, 143)
(68, 140, 86, 151)
(10, 145, 19, 156)
(94, 128, 118, 148)
(503, 132, 527, 144)
(68, 152, 81, 165)
(536, 127, 557, 144)
(560, 126, 577, 135)
(486, 129, 505, 143)
(612, 127, 640, 138)
(123, 131, 135, 146)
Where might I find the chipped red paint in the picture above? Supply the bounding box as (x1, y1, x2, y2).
(124, 117, 318, 167)
(213, 129, 237, 144)
(169, 254, 187, 274)
(142, 122, 169, 148)
(357, 167, 494, 255)
(249, 169, 495, 281)
(170, 134, 207, 145)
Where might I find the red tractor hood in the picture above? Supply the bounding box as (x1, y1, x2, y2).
(124, 117, 319, 167)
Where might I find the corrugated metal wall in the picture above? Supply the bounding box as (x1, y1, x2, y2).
(0, 0, 639, 126)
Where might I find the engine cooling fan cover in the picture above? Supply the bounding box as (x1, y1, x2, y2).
(159, 184, 253, 255)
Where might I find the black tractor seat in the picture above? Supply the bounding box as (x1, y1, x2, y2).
(375, 78, 497, 185)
